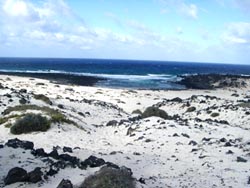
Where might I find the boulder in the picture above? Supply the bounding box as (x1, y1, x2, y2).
(80, 155, 105, 168)
(79, 166, 135, 188)
(5, 138, 34, 150)
(57, 179, 73, 188)
(28, 167, 43, 183)
(4, 167, 28, 185)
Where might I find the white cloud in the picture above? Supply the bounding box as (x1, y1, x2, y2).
(222, 22, 250, 44)
(180, 3, 198, 19)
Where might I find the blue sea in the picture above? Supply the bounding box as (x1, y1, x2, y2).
(1, 58, 250, 90)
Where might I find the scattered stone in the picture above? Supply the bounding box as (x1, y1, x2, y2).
(189, 140, 198, 146)
(202, 137, 211, 142)
(110, 151, 117, 155)
(226, 150, 234, 154)
(186, 106, 196, 113)
(171, 97, 182, 103)
(63, 146, 73, 153)
(173, 133, 179, 137)
(59, 154, 79, 166)
(4, 167, 28, 185)
(28, 167, 43, 183)
(106, 120, 118, 126)
(181, 133, 190, 138)
(237, 156, 247, 163)
(138, 177, 146, 184)
(19, 98, 27, 104)
(145, 139, 153, 143)
(225, 142, 232, 147)
(80, 156, 105, 168)
(48, 149, 59, 159)
(57, 179, 73, 188)
(58, 104, 64, 109)
(46, 168, 58, 176)
(5, 138, 34, 150)
(19, 89, 27, 93)
(220, 138, 227, 142)
(31, 148, 48, 157)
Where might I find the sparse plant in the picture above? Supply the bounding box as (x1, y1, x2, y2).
(142, 106, 168, 119)
(80, 166, 135, 188)
(10, 113, 50, 134)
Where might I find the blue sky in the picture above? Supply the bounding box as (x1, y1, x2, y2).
(0, 0, 249, 64)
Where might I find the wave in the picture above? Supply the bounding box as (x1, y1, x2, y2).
(0, 69, 177, 81)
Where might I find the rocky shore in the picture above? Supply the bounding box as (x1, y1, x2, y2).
(0, 74, 249, 188)
(178, 74, 250, 89)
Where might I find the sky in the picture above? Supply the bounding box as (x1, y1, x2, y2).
(0, 0, 249, 64)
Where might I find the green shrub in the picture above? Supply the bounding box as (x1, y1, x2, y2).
(186, 106, 196, 112)
(211, 112, 219, 117)
(131, 109, 142, 115)
(34, 94, 52, 105)
(142, 106, 168, 119)
(10, 113, 50, 134)
(3, 105, 78, 128)
(80, 166, 135, 188)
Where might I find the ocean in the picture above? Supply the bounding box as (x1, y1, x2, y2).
(1, 57, 250, 90)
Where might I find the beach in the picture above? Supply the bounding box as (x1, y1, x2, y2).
(0, 74, 249, 188)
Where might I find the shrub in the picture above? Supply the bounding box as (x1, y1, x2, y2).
(10, 113, 50, 134)
(211, 112, 219, 117)
(34, 94, 52, 105)
(141, 106, 168, 119)
(131, 109, 142, 115)
(79, 166, 135, 188)
(186, 106, 196, 112)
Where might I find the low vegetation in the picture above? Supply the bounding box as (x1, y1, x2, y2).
(2, 105, 78, 129)
(186, 106, 196, 112)
(34, 94, 52, 105)
(131, 109, 142, 115)
(141, 106, 168, 119)
(10, 113, 50, 134)
(0, 114, 24, 125)
(211, 112, 220, 117)
(80, 166, 135, 188)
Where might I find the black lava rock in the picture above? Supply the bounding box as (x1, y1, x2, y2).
(225, 142, 232, 147)
(28, 167, 43, 183)
(46, 168, 58, 176)
(181, 133, 190, 138)
(226, 150, 234, 154)
(139, 177, 146, 184)
(188, 140, 198, 146)
(63, 146, 73, 153)
(32, 148, 48, 157)
(57, 179, 73, 188)
(48, 149, 59, 159)
(80, 155, 105, 168)
(4, 167, 28, 185)
(220, 138, 227, 142)
(106, 120, 118, 126)
(237, 156, 247, 163)
(59, 154, 79, 166)
(5, 138, 34, 150)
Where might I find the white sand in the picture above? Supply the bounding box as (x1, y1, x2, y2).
(0, 75, 249, 188)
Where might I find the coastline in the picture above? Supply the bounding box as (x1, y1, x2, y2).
(0, 74, 249, 188)
(0, 72, 105, 86)
(1, 71, 249, 90)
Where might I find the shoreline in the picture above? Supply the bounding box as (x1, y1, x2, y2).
(0, 72, 105, 86)
(1, 71, 250, 91)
